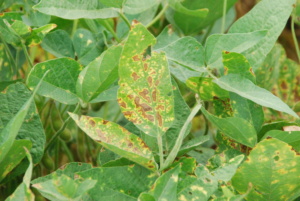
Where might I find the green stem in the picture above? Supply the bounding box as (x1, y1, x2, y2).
(157, 134, 164, 168)
(119, 12, 131, 29)
(21, 41, 33, 73)
(60, 139, 74, 162)
(44, 103, 80, 152)
(71, 19, 79, 37)
(103, 20, 121, 43)
(146, 4, 169, 28)
(201, 22, 214, 44)
(221, 0, 227, 34)
(161, 101, 202, 170)
(292, 14, 300, 63)
(0, 36, 17, 76)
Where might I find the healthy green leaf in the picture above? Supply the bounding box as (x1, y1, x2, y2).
(118, 22, 174, 137)
(76, 45, 122, 102)
(201, 108, 257, 148)
(214, 74, 298, 118)
(33, 0, 121, 20)
(69, 113, 158, 171)
(41, 29, 75, 58)
(232, 138, 300, 200)
(228, 0, 295, 69)
(0, 83, 45, 164)
(27, 58, 82, 105)
(123, 0, 160, 15)
(205, 30, 268, 70)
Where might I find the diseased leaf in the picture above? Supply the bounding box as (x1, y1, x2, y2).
(205, 30, 267, 70)
(0, 83, 45, 164)
(78, 165, 158, 200)
(26, 23, 57, 47)
(214, 74, 298, 118)
(232, 138, 300, 200)
(33, 0, 121, 20)
(201, 108, 257, 148)
(0, 140, 32, 182)
(69, 113, 157, 171)
(118, 22, 174, 137)
(41, 30, 75, 58)
(76, 45, 122, 102)
(228, 0, 295, 69)
(27, 58, 82, 105)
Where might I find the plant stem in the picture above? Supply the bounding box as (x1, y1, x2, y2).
(161, 100, 202, 170)
(291, 14, 300, 63)
(71, 19, 78, 37)
(119, 12, 131, 29)
(221, 0, 227, 34)
(44, 103, 80, 152)
(20, 41, 33, 73)
(0, 36, 17, 76)
(60, 139, 74, 162)
(146, 4, 169, 28)
(103, 20, 121, 43)
(157, 134, 164, 168)
(201, 22, 214, 44)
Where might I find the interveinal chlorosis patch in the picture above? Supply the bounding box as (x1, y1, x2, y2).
(118, 22, 174, 137)
(232, 138, 300, 201)
(69, 113, 157, 171)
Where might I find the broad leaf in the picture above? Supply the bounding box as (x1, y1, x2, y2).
(27, 58, 82, 105)
(41, 30, 75, 58)
(26, 24, 57, 47)
(78, 165, 158, 200)
(33, 0, 121, 19)
(205, 30, 267, 70)
(76, 45, 122, 102)
(214, 74, 298, 118)
(118, 22, 174, 137)
(201, 108, 257, 148)
(123, 0, 160, 15)
(0, 140, 32, 182)
(0, 82, 45, 164)
(228, 0, 295, 69)
(69, 113, 157, 171)
(232, 138, 300, 200)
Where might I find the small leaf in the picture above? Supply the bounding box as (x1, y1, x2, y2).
(69, 113, 157, 171)
(232, 138, 300, 200)
(26, 23, 57, 47)
(27, 58, 82, 105)
(201, 108, 257, 148)
(214, 74, 298, 118)
(118, 22, 174, 137)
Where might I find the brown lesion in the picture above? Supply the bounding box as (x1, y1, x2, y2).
(139, 89, 151, 103)
(156, 112, 163, 127)
(131, 72, 140, 81)
(118, 98, 127, 108)
(144, 63, 148, 71)
(102, 120, 109, 125)
(89, 119, 96, 127)
(132, 55, 140, 61)
(147, 76, 153, 87)
(151, 89, 157, 102)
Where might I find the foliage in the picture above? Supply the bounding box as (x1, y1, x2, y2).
(1, 0, 300, 200)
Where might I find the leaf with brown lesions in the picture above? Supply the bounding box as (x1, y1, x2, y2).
(118, 22, 174, 137)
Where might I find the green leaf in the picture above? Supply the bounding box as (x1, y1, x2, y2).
(153, 25, 180, 50)
(0, 83, 45, 164)
(76, 45, 122, 102)
(33, 0, 121, 20)
(72, 28, 103, 65)
(148, 165, 180, 201)
(178, 136, 210, 157)
(77, 165, 158, 200)
(205, 30, 268, 70)
(123, 0, 160, 15)
(26, 23, 57, 47)
(214, 74, 298, 118)
(22, 10, 51, 27)
(32, 173, 96, 201)
(41, 30, 75, 58)
(69, 113, 158, 171)
(201, 108, 257, 148)
(118, 22, 174, 137)
(262, 130, 300, 152)
(228, 0, 295, 69)
(186, 77, 229, 101)
(232, 138, 300, 200)
(0, 140, 32, 182)
(155, 37, 205, 72)
(5, 148, 35, 201)
(27, 58, 82, 105)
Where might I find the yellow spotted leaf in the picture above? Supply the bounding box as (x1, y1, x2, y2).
(232, 138, 300, 200)
(118, 22, 174, 137)
(69, 113, 157, 171)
